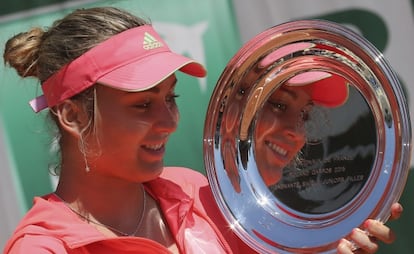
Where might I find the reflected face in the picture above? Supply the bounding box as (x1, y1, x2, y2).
(87, 75, 179, 182)
(254, 85, 313, 186)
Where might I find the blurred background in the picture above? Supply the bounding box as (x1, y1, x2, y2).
(1, 0, 413, 252)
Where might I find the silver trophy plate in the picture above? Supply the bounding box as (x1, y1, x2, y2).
(203, 20, 411, 253)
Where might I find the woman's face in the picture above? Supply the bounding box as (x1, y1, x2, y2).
(254, 85, 313, 186)
(86, 75, 179, 182)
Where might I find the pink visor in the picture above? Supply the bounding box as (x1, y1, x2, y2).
(286, 71, 349, 108)
(29, 25, 206, 112)
(259, 42, 349, 108)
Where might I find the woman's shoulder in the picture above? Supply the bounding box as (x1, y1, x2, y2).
(3, 195, 67, 253)
(3, 194, 103, 254)
(4, 234, 68, 254)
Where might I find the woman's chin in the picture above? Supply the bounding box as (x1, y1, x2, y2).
(258, 167, 282, 187)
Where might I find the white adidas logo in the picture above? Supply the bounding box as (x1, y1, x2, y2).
(143, 32, 163, 50)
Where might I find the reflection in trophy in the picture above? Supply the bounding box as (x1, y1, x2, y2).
(204, 20, 411, 253)
(254, 72, 349, 187)
(264, 79, 375, 214)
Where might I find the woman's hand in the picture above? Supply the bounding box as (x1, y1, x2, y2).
(337, 203, 403, 254)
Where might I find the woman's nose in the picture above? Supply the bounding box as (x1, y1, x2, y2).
(153, 103, 179, 133)
(282, 116, 306, 142)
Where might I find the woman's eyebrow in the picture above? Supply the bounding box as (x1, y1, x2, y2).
(279, 86, 298, 99)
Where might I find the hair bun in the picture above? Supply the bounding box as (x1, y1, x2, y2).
(3, 27, 44, 78)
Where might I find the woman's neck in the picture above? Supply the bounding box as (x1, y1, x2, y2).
(55, 164, 178, 251)
(55, 165, 146, 237)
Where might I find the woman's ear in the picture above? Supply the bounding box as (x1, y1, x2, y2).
(54, 100, 89, 137)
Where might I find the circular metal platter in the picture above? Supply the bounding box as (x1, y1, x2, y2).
(203, 20, 411, 253)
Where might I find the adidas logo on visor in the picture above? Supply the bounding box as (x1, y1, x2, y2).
(143, 32, 163, 50)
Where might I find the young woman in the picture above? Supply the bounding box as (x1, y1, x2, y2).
(3, 6, 402, 254)
(254, 72, 348, 187)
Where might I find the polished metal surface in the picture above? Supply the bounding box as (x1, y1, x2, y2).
(203, 20, 411, 253)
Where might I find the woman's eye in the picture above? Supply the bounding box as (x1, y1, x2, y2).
(300, 110, 310, 121)
(167, 94, 179, 104)
(134, 101, 151, 109)
(300, 104, 314, 122)
(269, 101, 287, 112)
(235, 88, 245, 100)
(236, 86, 252, 100)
